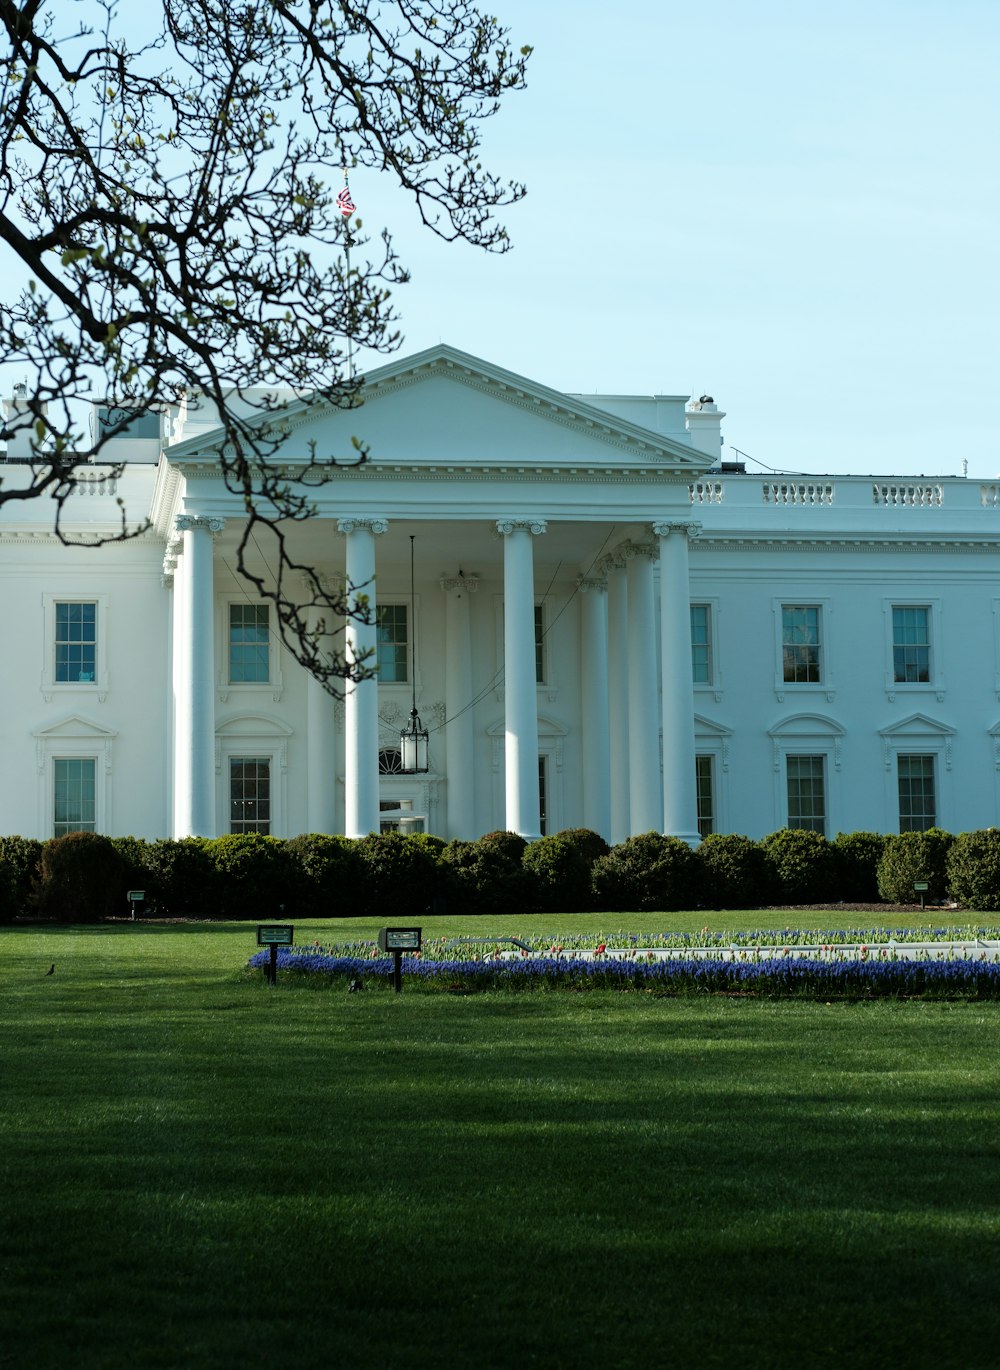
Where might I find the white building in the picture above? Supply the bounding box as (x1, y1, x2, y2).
(3, 343, 999, 844)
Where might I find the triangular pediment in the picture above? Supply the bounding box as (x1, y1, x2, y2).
(168, 344, 712, 474)
(32, 714, 118, 740)
(694, 714, 734, 738)
(879, 713, 954, 738)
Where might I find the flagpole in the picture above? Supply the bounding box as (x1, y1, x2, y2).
(339, 167, 356, 382)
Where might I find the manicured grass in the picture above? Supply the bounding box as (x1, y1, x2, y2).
(3, 919, 1000, 1368)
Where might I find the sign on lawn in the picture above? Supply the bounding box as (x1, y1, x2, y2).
(378, 927, 422, 952)
(258, 924, 295, 947)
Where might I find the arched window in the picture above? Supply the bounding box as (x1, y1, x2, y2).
(379, 747, 404, 775)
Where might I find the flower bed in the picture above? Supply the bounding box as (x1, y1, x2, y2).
(247, 926, 1000, 999)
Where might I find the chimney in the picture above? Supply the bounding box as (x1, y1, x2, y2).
(684, 394, 725, 461)
(1, 387, 48, 462)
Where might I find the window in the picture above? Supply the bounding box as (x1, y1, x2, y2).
(695, 754, 714, 838)
(54, 758, 96, 835)
(538, 755, 547, 836)
(898, 754, 936, 832)
(377, 604, 408, 683)
(893, 606, 930, 684)
(379, 747, 404, 774)
(786, 755, 826, 834)
(782, 606, 821, 684)
(229, 758, 271, 834)
(534, 604, 544, 684)
(691, 605, 712, 685)
(229, 604, 269, 683)
(55, 602, 97, 683)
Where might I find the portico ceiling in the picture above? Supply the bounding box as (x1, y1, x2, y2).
(210, 515, 655, 590)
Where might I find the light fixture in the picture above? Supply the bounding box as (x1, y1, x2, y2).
(399, 534, 428, 773)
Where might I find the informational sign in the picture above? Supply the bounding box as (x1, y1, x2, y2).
(257, 924, 294, 986)
(377, 926, 422, 993)
(127, 889, 145, 921)
(377, 927, 422, 952)
(257, 924, 295, 947)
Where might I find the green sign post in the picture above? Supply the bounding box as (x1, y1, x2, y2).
(257, 924, 294, 986)
(377, 926, 422, 994)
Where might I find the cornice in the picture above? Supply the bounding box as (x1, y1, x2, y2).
(150, 455, 183, 538)
(172, 461, 697, 488)
(694, 536, 1000, 554)
(0, 530, 158, 548)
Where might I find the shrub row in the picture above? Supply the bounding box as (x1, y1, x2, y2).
(4, 824, 1000, 922)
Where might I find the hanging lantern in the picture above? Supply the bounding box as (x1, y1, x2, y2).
(400, 705, 429, 774)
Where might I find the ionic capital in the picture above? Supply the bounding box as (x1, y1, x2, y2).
(495, 518, 548, 537)
(336, 517, 389, 536)
(651, 520, 702, 541)
(175, 514, 225, 535)
(576, 574, 608, 593)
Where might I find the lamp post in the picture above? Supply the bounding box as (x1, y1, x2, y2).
(399, 535, 428, 772)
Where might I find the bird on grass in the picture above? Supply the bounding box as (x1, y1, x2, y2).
(45, 964, 55, 976)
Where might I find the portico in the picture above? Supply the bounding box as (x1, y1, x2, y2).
(156, 344, 715, 843)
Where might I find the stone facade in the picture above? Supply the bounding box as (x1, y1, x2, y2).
(3, 344, 998, 843)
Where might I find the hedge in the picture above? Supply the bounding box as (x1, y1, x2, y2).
(2, 822, 995, 923)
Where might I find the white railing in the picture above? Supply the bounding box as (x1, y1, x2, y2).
(72, 475, 118, 497)
(873, 483, 942, 507)
(762, 482, 835, 506)
(980, 484, 1000, 508)
(689, 480, 724, 505)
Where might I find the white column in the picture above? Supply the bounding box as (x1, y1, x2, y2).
(175, 515, 222, 838)
(305, 601, 338, 834)
(626, 543, 662, 834)
(497, 518, 546, 842)
(441, 572, 478, 839)
(164, 532, 185, 839)
(654, 520, 702, 845)
(606, 553, 630, 845)
(578, 575, 611, 841)
(337, 517, 387, 838)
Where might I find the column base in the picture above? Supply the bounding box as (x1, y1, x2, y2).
(664, 829, 702, 849)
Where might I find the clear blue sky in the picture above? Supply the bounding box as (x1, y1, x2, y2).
(359, 0, 1000, 479)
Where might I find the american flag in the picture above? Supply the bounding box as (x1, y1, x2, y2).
(336, 186, 356, 217)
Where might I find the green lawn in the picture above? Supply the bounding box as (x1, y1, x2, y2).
(3, 918, 999, 1369)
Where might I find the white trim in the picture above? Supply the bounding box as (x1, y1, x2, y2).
(32, 714, 117, 837)
(694, 714, 734, 833)
(883, 597, 944, 701)
(878, 714, 954, 831)
(41, 592, 110, 703)
(215, 713, 293, 837)
(218, 596, 284, 702)
(772, 597, 835, 702)
(767, 713, 846, 836)
(691, 597, 722, 698)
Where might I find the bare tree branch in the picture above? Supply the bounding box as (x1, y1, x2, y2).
(0, 0, 529, 690)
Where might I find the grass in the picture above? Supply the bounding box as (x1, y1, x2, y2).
(3, 917, 1000, 1368)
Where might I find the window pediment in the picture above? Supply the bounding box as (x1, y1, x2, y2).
(32, 714, 118, 741)
(879, 713, 954, 738)
(768, 713, 845, 739)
